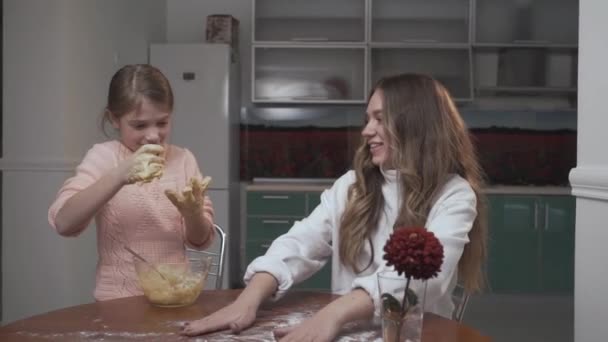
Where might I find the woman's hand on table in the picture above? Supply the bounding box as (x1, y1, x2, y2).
(180, 272, 278, 337)
(273, 311, 341, 342)
(273, 288, 374, 342)
(180, 300, 257, 336)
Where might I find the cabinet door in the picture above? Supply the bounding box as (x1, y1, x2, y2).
(247, 191, 306, 216)
(306, 191, 322, 214)
(247, 217, 298, 241)
(253, 46, 367, 103)
(254, 0, 366, 43)
(245, 240, 273, 265)
(540, 195, 575, 293)
(487, 195, 541, 293)
(371, 48, 472, 101)
(372, 0, 471, 43)
(475, 0, 579, 45)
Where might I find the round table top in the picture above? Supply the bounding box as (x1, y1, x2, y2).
(0, 289, 491, 341)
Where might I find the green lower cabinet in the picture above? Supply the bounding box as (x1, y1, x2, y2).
(247, 192, 306, 216)
(488, 195, 541, 293)
(245, 190, 331, 291)
(540, 196, 575, 292)
(307, 192, 322, 213)
(247, 217, 296, 240)
(246, 240, 272, 265)
(487, 194, 575, 294)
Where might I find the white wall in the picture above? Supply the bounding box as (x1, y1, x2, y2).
(1, 0, 166, 323)
(166, 0, 252, 106)
(568, 0, 608, 341)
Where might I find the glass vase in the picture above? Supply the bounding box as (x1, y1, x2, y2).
(377, 271, 427, 342)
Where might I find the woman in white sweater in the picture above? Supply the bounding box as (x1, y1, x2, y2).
(181, 73, 488, 341)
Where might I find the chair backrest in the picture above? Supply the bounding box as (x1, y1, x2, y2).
(186, 224, 227, 289)
(451, 284, 471, 322)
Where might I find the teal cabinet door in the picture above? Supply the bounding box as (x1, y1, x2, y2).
(247, 192, 306, 216)
(246, 190, 331, 291)
(540, 196, 575, 293)
(245, 240, 272, 265)
(488, 195, 541, 293)
(307, 192, 322, 214)
(247, 217, 295, 241)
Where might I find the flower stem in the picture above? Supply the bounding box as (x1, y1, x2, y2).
(394, 276, 412, 342)
(401, 276, 412, 314)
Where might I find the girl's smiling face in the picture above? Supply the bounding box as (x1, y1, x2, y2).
(362, 90, 391, 168)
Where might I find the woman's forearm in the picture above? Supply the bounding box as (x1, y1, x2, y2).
(317, 288, 375, 326)
(54, 168, 125, 236)
(237, 272, 279, 308)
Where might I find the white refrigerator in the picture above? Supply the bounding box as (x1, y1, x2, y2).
(150, 43, 241, 288)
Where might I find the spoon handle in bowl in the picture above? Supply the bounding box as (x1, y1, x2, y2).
(123, 246, 169, 281)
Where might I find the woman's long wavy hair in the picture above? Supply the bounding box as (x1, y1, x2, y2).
(338, 73, 488, 293)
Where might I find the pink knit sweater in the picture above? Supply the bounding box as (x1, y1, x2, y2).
(48, 140, 211, 301)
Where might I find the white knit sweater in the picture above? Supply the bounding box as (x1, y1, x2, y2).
(245, 169, 477, 319)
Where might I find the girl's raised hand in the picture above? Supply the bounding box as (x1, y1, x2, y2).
(164, 176, 212, 218)
(120, 144, 165, 184)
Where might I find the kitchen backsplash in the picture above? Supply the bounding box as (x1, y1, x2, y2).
(240, 106, 576, 186)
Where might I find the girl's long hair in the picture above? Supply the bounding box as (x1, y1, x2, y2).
(339, 74, 488, 293)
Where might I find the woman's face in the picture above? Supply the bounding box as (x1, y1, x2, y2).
(111, 97, 172, 152)
(362, 90, 391, 168)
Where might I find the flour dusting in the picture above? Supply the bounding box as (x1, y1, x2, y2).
(16, 330, 191, 341)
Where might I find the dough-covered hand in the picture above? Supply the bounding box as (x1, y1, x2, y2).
(126, 144, 165, 184)
(165, 176, 212, 218)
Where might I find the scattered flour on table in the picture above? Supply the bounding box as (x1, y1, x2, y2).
(15, 308, 380, 341)
(16, 330, 191, 341)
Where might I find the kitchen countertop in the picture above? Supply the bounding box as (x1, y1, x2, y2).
(246, 178, 571, 195)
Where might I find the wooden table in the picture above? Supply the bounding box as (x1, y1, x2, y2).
(0, 290, 490, 341)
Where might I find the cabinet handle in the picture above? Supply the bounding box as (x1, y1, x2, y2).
(513, 39, 551, 44)
(290, 37, 329, 41)
(262, 219, 290, 225)
(291, 96, 329, 101)
(544, 205, 549, 231)
(260, 244, 271, 249)
(262, 195, 289, 200)
(402, 38, 438, 43)
(534, 202, 539, 230)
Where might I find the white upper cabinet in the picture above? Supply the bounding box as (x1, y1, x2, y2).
(474, 0, 579, 47)
(472, 0, 579, 102)
(253, 46, 367, 103)
(251, 0, 579, 107)
(253, 0, 367, 43)
(371, 0, 471, 45)
(371, 48, 473, 101)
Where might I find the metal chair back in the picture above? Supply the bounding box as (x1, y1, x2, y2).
(186, 224, 227, 289)
(452, 284, 471, 322)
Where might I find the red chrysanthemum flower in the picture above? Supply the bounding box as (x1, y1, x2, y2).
(383, 226, 444, 280)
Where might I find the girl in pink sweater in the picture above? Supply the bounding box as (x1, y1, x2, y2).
(48, 64, 215, 301)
